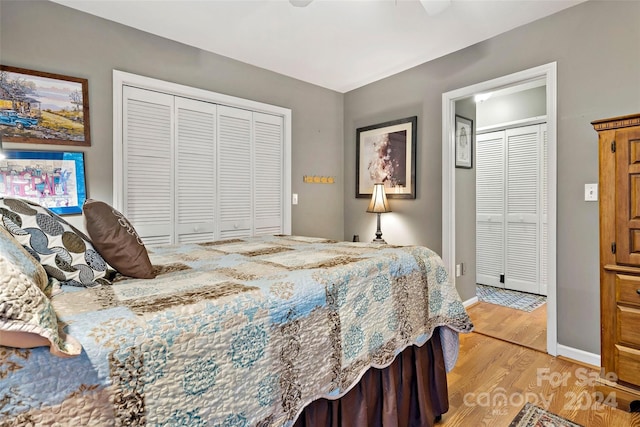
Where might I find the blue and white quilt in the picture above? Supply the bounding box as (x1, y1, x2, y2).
(0, 235, 473, 426)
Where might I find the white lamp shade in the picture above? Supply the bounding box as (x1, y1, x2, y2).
(366, 183, 391, 213)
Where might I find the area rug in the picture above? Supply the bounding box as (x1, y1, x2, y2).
(476, 284, 546, 312)
(509, 403, 583, 427)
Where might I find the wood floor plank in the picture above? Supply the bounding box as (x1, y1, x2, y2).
(467, 300, 547, 351)
(442, 332, 640, 426)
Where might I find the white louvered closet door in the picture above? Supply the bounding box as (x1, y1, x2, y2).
(254, 112, 284, 236)
(476, 131, 505, 288)
(175, 97, 217, 244)
(217, 106, 253, 239)
(505, 125, 541, 294)
(122, 86, 174, 246)
(118, 75, 289, 246)
(540, 124, 548, 295)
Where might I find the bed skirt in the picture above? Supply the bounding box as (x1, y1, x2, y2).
(293, 328, 448, 427)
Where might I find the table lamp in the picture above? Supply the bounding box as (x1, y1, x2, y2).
(366, 183, 391, 243)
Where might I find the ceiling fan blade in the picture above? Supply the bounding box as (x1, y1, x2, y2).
(419, 0, 452, 16)
(290, 0, 314, 7)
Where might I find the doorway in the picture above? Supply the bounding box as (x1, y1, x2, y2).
(441, 63, 557, 356)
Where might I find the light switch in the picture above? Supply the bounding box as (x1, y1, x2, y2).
(584, 183, 598, 201)
(292, 193, 298, 205)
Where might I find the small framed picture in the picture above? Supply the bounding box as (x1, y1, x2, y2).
(455, 115, 473, 169)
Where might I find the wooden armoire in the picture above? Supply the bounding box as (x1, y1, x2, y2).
(593, 113, 640, 411)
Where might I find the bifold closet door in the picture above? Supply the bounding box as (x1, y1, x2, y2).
(254, 112, 284, 236)
(175, 97, 216, 244)
(540, 124, 548, 295)
(122, 86, 175, 246)
(476, 124, 546, 295)
(505, 125, 541, 295)
(217, 106, 253, 239)
(217, 107, 285, 238)
(122, 88, 286, 244)
(476, 131, 505, 288)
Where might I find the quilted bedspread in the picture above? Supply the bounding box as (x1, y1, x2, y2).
(0, 235, 473, 426)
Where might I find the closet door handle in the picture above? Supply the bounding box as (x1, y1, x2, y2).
(636, 289, 640, 296)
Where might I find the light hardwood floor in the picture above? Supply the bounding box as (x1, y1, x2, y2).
(441, 332, 640, 426)
(466, 301, 547, 352)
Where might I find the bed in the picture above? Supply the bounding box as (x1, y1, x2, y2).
(0, 199, 473, 427)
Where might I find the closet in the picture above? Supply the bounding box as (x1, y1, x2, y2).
(476, 123, 547, 295)
(119, 85, 285, 246)
(593, 113, 640, 411)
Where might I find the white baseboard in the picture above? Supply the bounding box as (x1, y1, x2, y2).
(557, 344, 601, 368)
(463, 296, 478, 308)
(461, 295, 600, 368)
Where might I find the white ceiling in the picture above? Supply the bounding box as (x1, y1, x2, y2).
(51, 0, 585, 93)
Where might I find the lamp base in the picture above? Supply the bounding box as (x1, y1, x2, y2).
(372, 212, 387, 244)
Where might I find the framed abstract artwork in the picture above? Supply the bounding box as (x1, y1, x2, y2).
(455, 115, 473, 169)
(0, 65, 91, 146)
(0, 150, 87, 215)
(356, 116, 417, 199)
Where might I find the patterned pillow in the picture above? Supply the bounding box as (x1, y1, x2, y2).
(83, 199, 155, 279)
(0, 198, 111, 287)
(0, 226, 82, 357)
(0, 221, 48, 291)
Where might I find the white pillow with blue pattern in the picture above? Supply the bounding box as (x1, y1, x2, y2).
(0, 198, 111, 287)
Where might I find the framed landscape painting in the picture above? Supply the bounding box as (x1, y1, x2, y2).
(0, 150, 87, 215)
(0, 65, 91, 146)
(356, 116, 417, 199)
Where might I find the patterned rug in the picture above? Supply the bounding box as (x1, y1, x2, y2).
(509, 403, 583, 427)
(476, 284, 546, 312)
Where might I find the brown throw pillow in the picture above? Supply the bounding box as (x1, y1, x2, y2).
(83, 199, 155, 279)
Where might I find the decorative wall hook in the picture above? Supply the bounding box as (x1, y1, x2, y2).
(303, 175, 335, 184)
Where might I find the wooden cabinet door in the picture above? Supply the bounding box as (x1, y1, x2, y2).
(616, 128, 640, 266)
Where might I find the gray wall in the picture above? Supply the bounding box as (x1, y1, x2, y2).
(0, 0, 344, 239)
(344, 0, 640, 354)
(477, 86, 546, 129)
(454, 98, 476, 302)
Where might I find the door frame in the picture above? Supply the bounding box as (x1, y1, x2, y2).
(441, 62, 557, 355)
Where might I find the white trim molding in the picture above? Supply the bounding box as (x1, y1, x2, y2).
(463, 296, 479, 308)
(442, 62, 558, 356)
(476, 115, 547, 134)
(557, 344, 601, 368)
